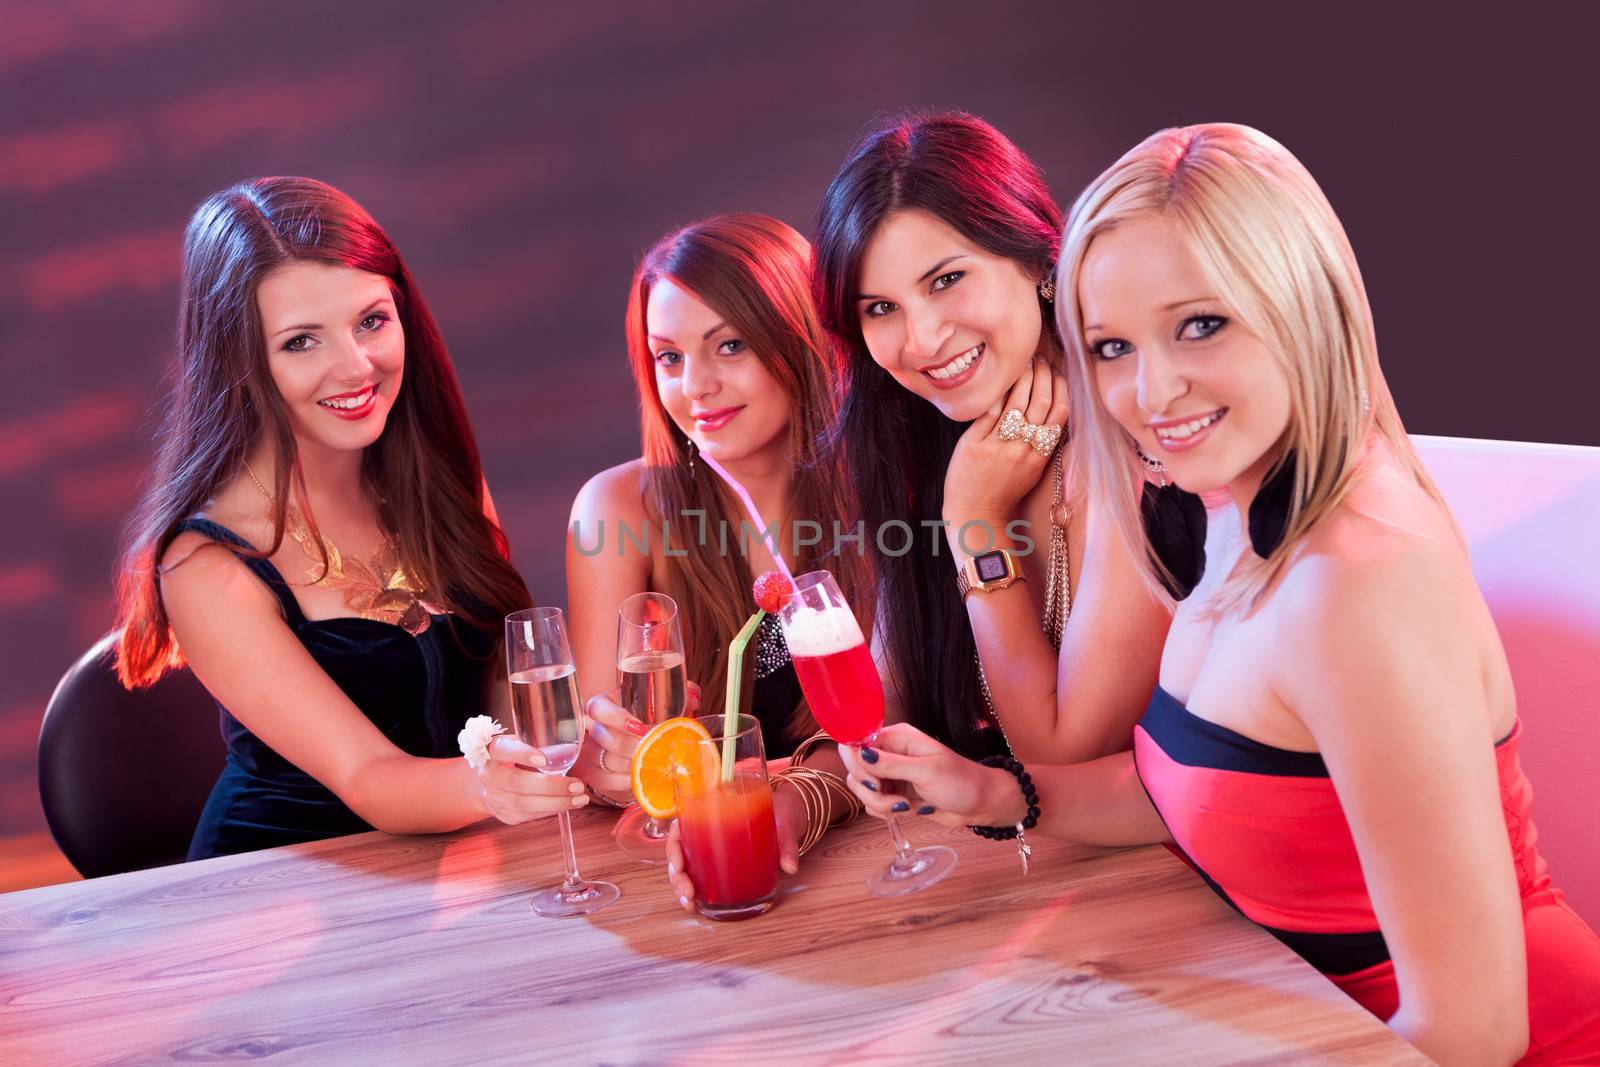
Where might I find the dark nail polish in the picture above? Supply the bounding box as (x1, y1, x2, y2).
(891, 801, 909, 813)
(863, 780, 877, 792)
(860, 747, 879, 764)
(916, 805, 935, 816)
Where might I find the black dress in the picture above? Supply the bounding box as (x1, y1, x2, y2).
(178, 518, 497, 860)
(748, 611, 805, 760)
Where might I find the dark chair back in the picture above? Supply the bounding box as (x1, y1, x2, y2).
(38, 631, 225, 877)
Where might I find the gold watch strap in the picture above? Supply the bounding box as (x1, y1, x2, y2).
(958, 548, 1025, 600)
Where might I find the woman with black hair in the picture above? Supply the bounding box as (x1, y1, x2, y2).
(811, 111, 1169, 765)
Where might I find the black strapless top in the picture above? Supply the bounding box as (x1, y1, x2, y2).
(178, 517, 497, 860)
(748, 612, 804, 759)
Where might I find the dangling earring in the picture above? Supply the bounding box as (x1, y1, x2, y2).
(1132, 441, 1168, 488)
(1132, 436, 1206, 599)
(1136, 443, 1305, 596)
(686, 436, 697, 477)
(1038, 276, 1056, 303)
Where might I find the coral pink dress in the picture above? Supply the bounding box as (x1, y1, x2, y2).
(1134, 686, 1600, 1064)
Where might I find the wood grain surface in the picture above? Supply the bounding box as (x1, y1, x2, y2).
(0, 811, 1428, 1066)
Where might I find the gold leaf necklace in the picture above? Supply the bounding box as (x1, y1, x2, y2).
(243, 463, 435, 636)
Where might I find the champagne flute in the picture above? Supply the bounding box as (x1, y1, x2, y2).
(778, 570, 957, 897)
(506, 607, 621, 917)
(612, 592, 688, 863)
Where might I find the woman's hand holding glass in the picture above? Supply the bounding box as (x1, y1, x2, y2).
(574, 692, 647, 801)
(837, 723, 1022, 830)
(661, 772, 807, 913)
(576, 680, 703, 804)
(477, 734, 591, 825)
(944, 359, 1069, 522)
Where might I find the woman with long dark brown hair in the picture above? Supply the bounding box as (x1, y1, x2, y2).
(811, 111, 1169, 767)
(566, 214, 866, 894)
(116, 177, 578, 860)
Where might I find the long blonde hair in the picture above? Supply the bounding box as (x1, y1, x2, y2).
(1056, 123, 1446, 614)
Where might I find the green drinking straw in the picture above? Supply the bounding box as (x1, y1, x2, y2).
(721, 609, 766, 783)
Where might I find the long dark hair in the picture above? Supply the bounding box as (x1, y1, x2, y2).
(117, 176, 530, 686)
(812, 111, 1062, 757)
(625, 213, 869, 741)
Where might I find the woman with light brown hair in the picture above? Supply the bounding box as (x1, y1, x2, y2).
(116, 177, 575, 859)
(567, 213, 867, 885)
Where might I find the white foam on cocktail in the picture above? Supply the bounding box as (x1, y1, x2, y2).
(782, 605, 863, 657)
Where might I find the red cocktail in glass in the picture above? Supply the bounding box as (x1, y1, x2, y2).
(672, 714, 780, 920)
(789, 639, 883, 744)
(678, 776, 779, 911)
(777, 570, 957, 897)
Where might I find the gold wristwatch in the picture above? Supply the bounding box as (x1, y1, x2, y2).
(957, 548, 1026, 600)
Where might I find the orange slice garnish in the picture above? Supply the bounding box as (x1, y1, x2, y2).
(630, 716, 715, 820)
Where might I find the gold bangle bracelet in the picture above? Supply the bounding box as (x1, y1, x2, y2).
(792, 773, 828, 855)
(803, 767, 863, 824)
(586, 785, 628, 809)
(785, 767, 854, 852)
(788, 729, 835, 766)
(771, 772, 814, 832)
(785, 732, 862, 826)
(796, 773, 831, 854)
(773, 768, 830, 855)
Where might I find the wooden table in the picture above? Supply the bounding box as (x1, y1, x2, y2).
(1, 812, 1426, 1065)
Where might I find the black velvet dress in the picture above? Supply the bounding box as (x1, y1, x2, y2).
(178, 517, 496, 860)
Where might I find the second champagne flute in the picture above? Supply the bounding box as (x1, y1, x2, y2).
(506, 607, 621, 917)
(613, 591, 688, 862)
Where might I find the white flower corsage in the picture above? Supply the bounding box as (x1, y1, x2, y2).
(458, 715, 507, 770)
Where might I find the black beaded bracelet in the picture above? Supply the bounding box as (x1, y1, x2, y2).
(969, 754, 1040, 839)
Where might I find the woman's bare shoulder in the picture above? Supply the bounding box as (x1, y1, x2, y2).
(1303, 460, 1461, 581)
(159, 530, 282, 625)
(1267, 461, 1476, 688)
(158, 480, 281, 617)
(570, 459, 650, 525)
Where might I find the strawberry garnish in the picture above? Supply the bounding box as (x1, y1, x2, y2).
(752, 570, 794, 614)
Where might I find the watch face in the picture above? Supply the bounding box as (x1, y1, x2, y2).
(975, 551, 1009, 582)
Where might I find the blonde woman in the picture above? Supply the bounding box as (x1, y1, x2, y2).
(840, 124, 1600, 1065)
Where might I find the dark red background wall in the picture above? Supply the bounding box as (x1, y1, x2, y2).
(2, 2, 1595, 845)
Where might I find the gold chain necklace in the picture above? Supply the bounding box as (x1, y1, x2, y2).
(976, 443, 1071, 737)
(243, 463, 434, 636)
